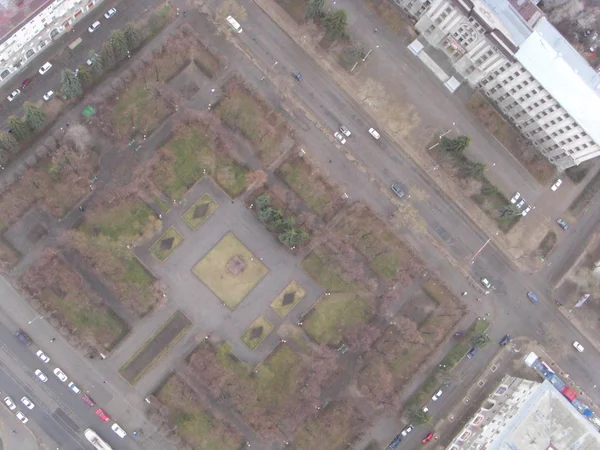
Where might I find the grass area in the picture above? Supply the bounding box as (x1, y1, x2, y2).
(301, 250, 362, 292)
(467, 92, 555, 184)
(119, 310, 192, 384)
(276, 0, 307, 24)
(304, 293, 372, 345)
(218, 78, 288, 163)
(193, 232, 269, 309)
(538, 231, 557, 258)
(151, 125, 248, 200)
(80, 200, 156, 241)
(422, 278, 453, 305)
(569, 169, 600, 216)
(241, 315, 274, 350)
(364, 0, 412, 33)
(156, 374, 243, 449)
(193, 43, 222, 79)
(182, 194, 218, 230)
(278, 156, 344, 221)
(471, 179, 520, 232)
(255, 344, 304, 408)
(151, 226, 184, 261)
(565, 164, 591, 184)
(0, 238, 20, 267)
(271, 280, 306, 317)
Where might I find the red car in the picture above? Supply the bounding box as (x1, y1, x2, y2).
(96, 408, 110, 422)
(422, 433, 434, 444)
(81, 395, 95, 407)
(20, 79, 31, 89)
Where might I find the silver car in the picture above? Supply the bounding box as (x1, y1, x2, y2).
(391, 184, 404, 199)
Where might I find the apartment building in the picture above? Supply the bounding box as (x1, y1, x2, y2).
(394, 0, 600, 170)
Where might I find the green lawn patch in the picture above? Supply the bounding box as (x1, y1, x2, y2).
(192, 232, 269, 309)
(151, 226, 184, 261)
(241, 315, 274, 350)
(271, 280, 306, 317)
(193, 43, 222, 79)
(301, 250, 362, 292)
(304, 293, 372, 345)
(182, 194, 218, 230)
(119, 310, 192, 384)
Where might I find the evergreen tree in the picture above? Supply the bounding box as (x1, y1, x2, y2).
(24, 102, 46, 132)
(323, 10, 348, 40)
(7, 116, 29, 141)
(60, 69, 82, 99)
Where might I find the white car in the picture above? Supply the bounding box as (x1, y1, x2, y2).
(432, 389, 443, 401)
(368, 127, 380, 139)
(573, 341, 584, 353)
(68, 382, 81, 394)
(88, 21, 101, 33)
(53, 367, 68, 383)
(39, 62, 52, 75)
(551, 179, 562, 191)
(16, 411, 28, 423)
(516, 199, 525, 209)
(4, 397, 16, 410)
(36, 350, 50, 363)
(481, 277, 492, 289)
(510, 192, 520, 204)
(21, 397, 34, 410)
(334, 131, 346, 145)
(400, 424, 414, 436)
(521, 205, 532, 216)
(7, 89, 21, 102)
(104, 8, 117, 19)
(35, 369, 48, 383)
(43, 90, 54, 101)
(339, 126, 351, 137)
(111, 423, 127, 438)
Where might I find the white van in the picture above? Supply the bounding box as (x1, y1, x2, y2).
(226, 15, 242, 33)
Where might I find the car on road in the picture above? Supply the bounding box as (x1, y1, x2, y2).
(96, 408, 111, 422)
(432, 389, 443, 401)
(527, 291, 539, 303)
(387, 435, 402, 449)
(43, 90, 54, 101)
(38, 62, 52, 75)
(401, 424, 414, 436)
(88, 21, 101, 33)
(573, 341, 584, 352)
(551, 179, 562, 191)
(521, 205, 532, 216)
(368, 127, 380, 139)
(104, 8, 117, 19)
(466, 347, 478, 359)
(391, 183, 405, 199)
(15, 329, 31, 346)
(34, 369, 48, 382)
(36, 350, 50, 363)
(53, 367, 68, 383)
(21, 397, 34, 410)
(111, 423, 127, 438)
(480, 277, 492, 289)
(340, 126, 351, 137)
(516, 198, 526, 209)
(500, 335, 511, 346)
(4, 397, 16, 410)
(422, 432, 434, 444)
(510, 192, 520, 204)
(82, 394, 96, 407)
(292, 72, 303, 81)
(557, 218, 569, 231)
(333, 131, 346, 144)
(16, 411, 28, 423)
(20, 79, 31, 89)
(68, 382, 81, 394)
(7, 89, 21, 102)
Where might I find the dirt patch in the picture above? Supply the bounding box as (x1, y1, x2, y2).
(400, 290, 437, 326)
(119, 310, 192, 384)
(275, 0, 307, 24)
(537, 231, 557, 258)
(568, 169, 600, 217)
(364, 0, 415, 33)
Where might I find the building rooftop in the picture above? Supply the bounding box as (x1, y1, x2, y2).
(478, 0, 534, 46)
(516, 17, 600, 148)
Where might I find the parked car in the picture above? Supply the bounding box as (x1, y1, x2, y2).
(510, 192, 520, 204)
(43, 90, 54, 101)
(401, 424, 414, 436)
(573, 341, 584, 353)
(422, 432, 434, 444)
(4, 397, 16, 410)
(516, 198, 526, 209)
(38, 62, 52, 75)
(480, 277, 492, 289)
(500, 335, 511, 346)
(292, 72, 303, 81)
(36, 349, 50, 363)
(104, 8, 117, 19)
(387, 435, 402, 449)
(20, 79, 31, 89)
(15, 411, 28, 423)
(111, 423, 127, 438)
(466, 347, 478, 359)
(333, 131, 346, 144)
(551, 179, 562, 191)
(88, 21, 101, 33)
(68, 382, 81, 394)
(96, 408, 111, 422)
(82, 394, 96, 407)
(339, 126, 351, 137)
(21, 397, 34, 410)
(391, 183, 404, 199)
(7, 89, 21, 102)
(522, 205, 532, 216)
(557, 218, 569, 231)
(53, 367, 68, 383)
(527, 291, 539, 303)
(432, 389, 443, 401)
(34, 369, 48, 383)
(368, 127, 380, 139)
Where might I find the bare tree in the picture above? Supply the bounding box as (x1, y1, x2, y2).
(64, 124, 93, 153)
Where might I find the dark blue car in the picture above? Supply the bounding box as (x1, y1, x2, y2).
(527, 291, 539, 303)
(388, 435, 402, 449)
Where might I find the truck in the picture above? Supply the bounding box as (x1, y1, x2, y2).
(84, 429, 113, 450)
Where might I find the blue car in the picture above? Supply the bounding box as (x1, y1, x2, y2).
(388, 435, 402, 449)
(527, 291, 539, 303)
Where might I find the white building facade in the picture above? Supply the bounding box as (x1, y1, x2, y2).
(394, 0, 600, 170)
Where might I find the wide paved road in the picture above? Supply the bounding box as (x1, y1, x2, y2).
(237, 0, 600, 400)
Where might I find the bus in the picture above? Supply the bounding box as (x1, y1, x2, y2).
(84, 429, 113, 450)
